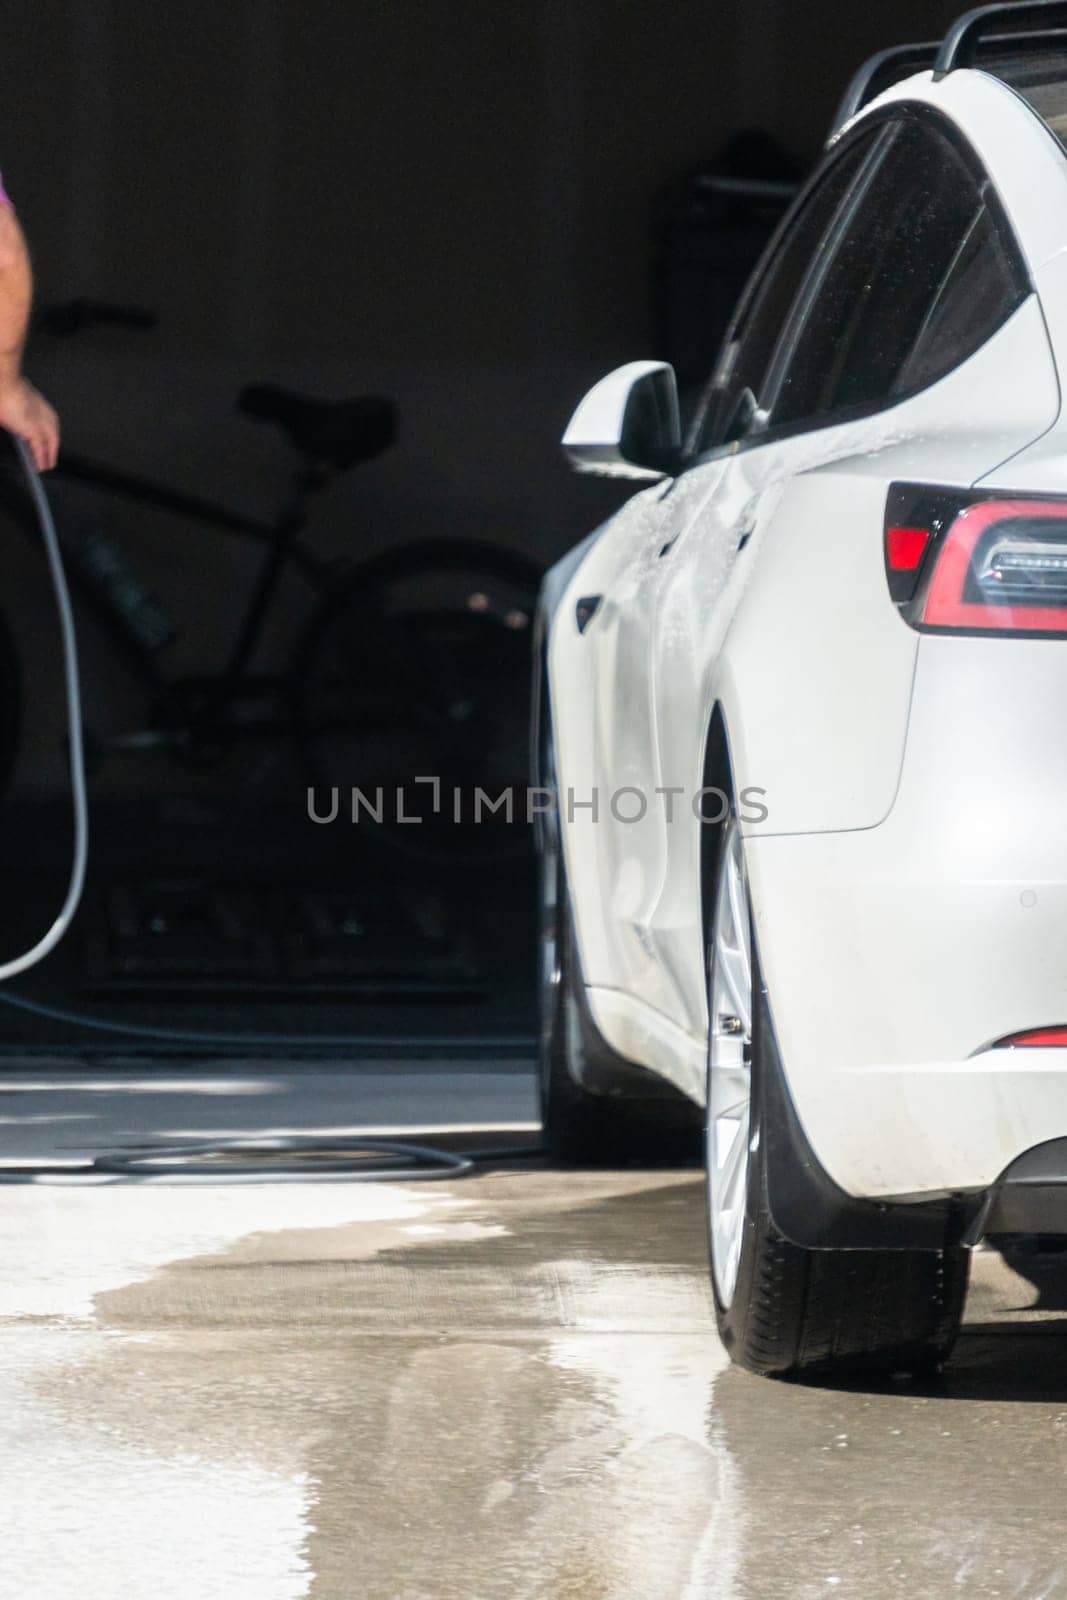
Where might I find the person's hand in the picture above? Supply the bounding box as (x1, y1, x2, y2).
(0, 377, 59, 471)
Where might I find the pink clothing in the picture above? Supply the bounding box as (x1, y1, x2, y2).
(0, 175, 12, 208)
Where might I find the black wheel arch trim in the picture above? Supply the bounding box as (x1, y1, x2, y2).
(754, 976, 984, 1250)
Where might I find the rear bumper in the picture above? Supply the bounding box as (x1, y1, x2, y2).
(746, 818, 1067, 1203)
(745, 632, 1067, 1205)
(754, 956, 1067, 1250)
(971, 1139, 1067, 1238)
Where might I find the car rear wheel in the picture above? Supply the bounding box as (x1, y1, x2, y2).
(706, 817, 969, 1379)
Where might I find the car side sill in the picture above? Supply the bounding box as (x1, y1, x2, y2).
(583, 985, 705, 1103)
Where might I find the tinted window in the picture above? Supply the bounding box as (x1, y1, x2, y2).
(773, 120, 1024, 428)
(892, 201, 1021, 395)
(691, 130, 880, 452)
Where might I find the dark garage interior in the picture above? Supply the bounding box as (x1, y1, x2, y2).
(0, 0, 972, 1063)
(9, 4, 1067, 1594)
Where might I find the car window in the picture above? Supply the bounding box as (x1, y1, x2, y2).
(772, 120, 1025, 428)
(891, 198, 1021, 395)
(688, 128, 882, 454)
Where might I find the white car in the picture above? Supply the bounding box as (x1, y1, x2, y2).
(535, 2, 1067, 1379)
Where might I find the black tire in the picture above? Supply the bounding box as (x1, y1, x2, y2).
(706, 821, 969, 1380)
(540, 843, 699, 1165)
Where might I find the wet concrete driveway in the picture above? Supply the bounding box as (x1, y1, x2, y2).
(3, 1153, 1067, 1599)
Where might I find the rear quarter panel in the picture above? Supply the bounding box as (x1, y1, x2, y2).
(722, 296, 1060, 839)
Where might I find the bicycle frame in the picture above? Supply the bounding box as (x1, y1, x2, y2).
(52, 449, 337, 695)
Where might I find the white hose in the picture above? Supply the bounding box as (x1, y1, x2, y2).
(0, 436, 88, 978)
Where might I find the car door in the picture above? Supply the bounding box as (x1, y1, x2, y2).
(554, 126, 889, 1015)
(638, 108, 1057, 1055)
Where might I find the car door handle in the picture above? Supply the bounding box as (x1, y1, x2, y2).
(575, 595, 602, 634)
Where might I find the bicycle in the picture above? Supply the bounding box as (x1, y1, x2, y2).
(0, 302, 542, 860)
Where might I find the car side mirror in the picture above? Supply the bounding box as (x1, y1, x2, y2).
(562, 361, 682, 480)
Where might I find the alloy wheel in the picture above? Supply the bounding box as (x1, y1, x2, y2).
(707, 819, 754, 1307)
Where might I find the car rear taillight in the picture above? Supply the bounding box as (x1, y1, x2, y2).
(884, 525, 931, 596)
(993, 1027, 1067, 1048)
(885, 484, 1067, 635)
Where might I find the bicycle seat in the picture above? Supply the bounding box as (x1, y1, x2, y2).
(238, 384, 397, 471)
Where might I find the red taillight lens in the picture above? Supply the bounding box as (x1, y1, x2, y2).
(994, 1027, 1067, 1048)
(886, 525, 930, 572)
(886, 485, 1067, 634)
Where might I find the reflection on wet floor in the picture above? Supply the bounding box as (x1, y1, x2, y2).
(4, 1169, 1067, 1599)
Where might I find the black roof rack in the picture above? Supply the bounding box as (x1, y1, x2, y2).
(831, 42, 939, 136)
(935, 1, 1067, 76)
(828, 3, 1067, 141)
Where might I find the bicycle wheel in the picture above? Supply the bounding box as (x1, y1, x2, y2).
(0, 604, 23, 797)
(293, 540, 542, 862)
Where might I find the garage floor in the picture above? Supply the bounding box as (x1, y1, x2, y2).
(0, 1063, 1065, 1600)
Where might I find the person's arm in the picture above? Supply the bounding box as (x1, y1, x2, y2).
(0, 199, 58, 471)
